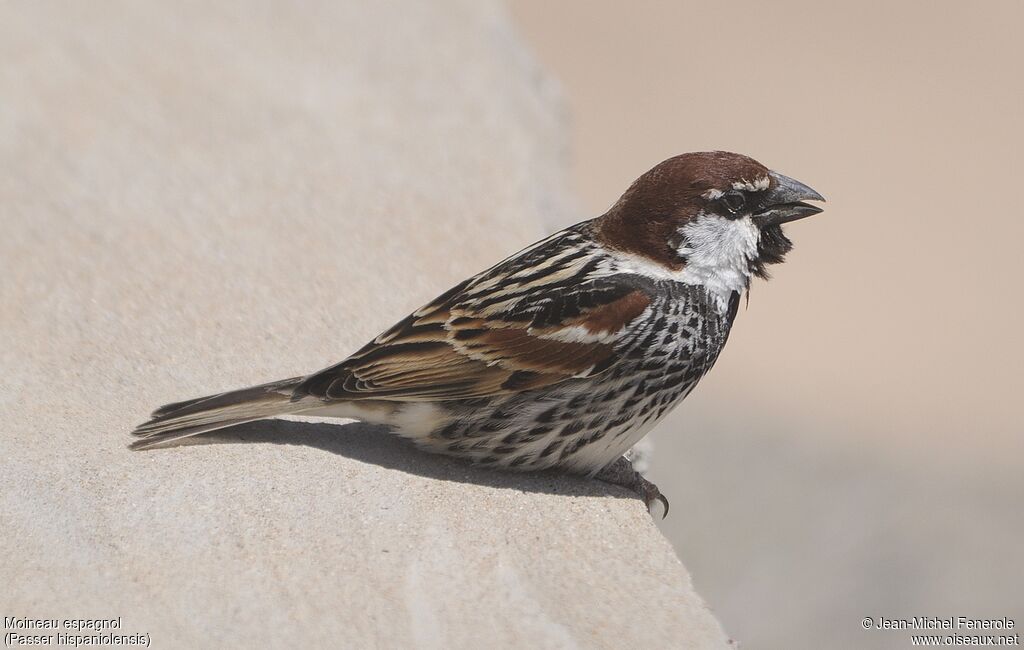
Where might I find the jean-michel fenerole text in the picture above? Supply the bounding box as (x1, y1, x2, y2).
(874, 616, 1015, 631)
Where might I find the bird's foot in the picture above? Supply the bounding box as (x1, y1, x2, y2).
(595, 456, 669, 518)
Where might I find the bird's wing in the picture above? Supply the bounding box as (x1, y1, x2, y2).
(296, 230, 655, 402)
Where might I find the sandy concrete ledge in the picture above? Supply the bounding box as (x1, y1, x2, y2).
(0, 1, 730, 647)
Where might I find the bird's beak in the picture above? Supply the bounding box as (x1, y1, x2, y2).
(752, 171, 826, 227)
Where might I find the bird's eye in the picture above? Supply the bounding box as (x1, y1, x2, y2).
(721, 191, 746, 214)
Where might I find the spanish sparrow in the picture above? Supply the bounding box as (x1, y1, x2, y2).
(131, 151, 825, 515)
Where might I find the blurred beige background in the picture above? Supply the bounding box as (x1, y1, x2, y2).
(511, 1, 1023, 648)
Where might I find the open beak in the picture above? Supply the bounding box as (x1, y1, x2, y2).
(752, 171, 826, 227)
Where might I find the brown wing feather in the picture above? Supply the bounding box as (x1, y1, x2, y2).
(296, 232, 654, 402)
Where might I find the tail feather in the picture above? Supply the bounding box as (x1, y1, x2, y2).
(148, 377, 304, 419)
(131, 377, 308, 450)
(129, 416, 264, 450)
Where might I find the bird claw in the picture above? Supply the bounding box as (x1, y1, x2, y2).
(637, 475, 670, 519)
(595, 456, 670, 519)
(651, 490, 670, 519)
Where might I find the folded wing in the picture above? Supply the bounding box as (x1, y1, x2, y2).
(296, 231, 654, 402)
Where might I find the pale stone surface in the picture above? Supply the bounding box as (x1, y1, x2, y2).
(0, 2, 730, 647)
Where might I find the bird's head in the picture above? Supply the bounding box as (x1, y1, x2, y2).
(595, 151, 824, 295)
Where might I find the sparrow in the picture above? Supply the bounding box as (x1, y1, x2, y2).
(131, 151, 825, 515)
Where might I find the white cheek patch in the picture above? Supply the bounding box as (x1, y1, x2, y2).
(677, 212, 760, 310)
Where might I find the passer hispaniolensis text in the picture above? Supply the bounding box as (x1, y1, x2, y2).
(131, 151, 825, 515)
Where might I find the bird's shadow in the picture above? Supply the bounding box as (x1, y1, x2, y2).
(168, 418, 634, 503)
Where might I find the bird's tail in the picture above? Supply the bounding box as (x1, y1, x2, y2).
(130, 377, 308, 450)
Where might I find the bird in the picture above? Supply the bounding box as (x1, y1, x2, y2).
(131, 151, 825, 516)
